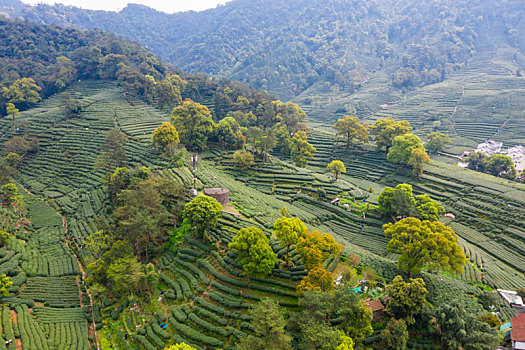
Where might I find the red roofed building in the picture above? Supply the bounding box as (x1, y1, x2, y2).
(511, 314, 525, 350)
(366, 299, 386, 321)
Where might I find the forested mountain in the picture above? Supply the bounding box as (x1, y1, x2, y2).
(1, 5, 525, 350)
(0, 16, 277, 119)
(2, 0, 525, 101)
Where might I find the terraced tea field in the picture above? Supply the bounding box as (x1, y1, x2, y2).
(293, 30, 525, 151)
(1, 81, 524, 349)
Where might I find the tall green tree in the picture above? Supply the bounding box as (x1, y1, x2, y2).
(95, 128, 128, 177)
(332, 115, 369, 149)
(60, 92, 82, 119)
(0, 182, 18, 207)
(3, 153, 20, 168)
(0, 274, 13, 297)
(387, 133, 425, 165)
(2, 78, 42, 110)
(297, 266, 335, 294)
(485, 154, 516, 179)
(152, 122, 179, 152)
(279, 102, 307, 133)
(165, 344, 197, 350)
(386, 276, 428, 324)
(407, 147, 430, 179)
(54, 56, 77, 89)
(233, 150, 255, 169)
(182, 195, 223, 239)
(435, 301, 499, 350)
(415, 194, 444, 221)
(425, 132, 450, 153)
(383, 218, 466, 277)
(229, 227, 278, 278)
(275, 124, 293, 154)
(294, 288, 372, 349)
(0, 230, 9, 247)
(170, 99, 214, 151)
(381, 318, 409, 350)
(327, 160, 346, 180)
(113, 177, 170, 262)
(6, 103, 19, 133)
(216, 116, 244, 149)
(466, 152, 489, 172)
(290, 131, 316, 167)
(155, 79, 182, 110)
(371, 118, 412, 152)
(378, 184, 417, 219)
(274, 216, 307, 263)
(296, 230, 341, 270)
(238, 298, 292, 350)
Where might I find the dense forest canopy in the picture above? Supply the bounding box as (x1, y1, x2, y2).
(2, 0, 525, 100)
(0, 16, 280, 119)
(0, 5, 524, 350)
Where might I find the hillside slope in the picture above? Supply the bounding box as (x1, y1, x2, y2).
(3, 0, 525, 151)
(1, 81, 523, 349)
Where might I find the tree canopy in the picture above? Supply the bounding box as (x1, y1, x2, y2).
(229, 227, 278, 278)
(274, 216, 307, 263)
(383, 217, 466, 277)
(297, 266, 335, 294)
(2, 78, 42, 110)
(0, 274, 13, 297)
(294, 288, 372, 348)
(0, 230, 9, 247)
(485, 154, 516, 179)
(182, 195, 223, 239)
(296, 230, 341, 270)
(435, 301, 499, 350)
(170, 99, 215, 151)
(237, 298, 292, 350)
(386, 276, 428, 324)
(415, 194, 444, 221)
(466, 152, 489, 172)
(407, 148, 430, 179)
(6, 102, 20, 132)
(327, 160, 346, 180)
(165, 344, 197, 350)
(371, 118, 412, 152)
(152, 122, 179, 152)
(332, 115, 368, 149)
(378, 184, 417, 219)
(425, 132, 450, 153)
(387, 133, 425, 165)
(216, 116, 244, 150)
(380, 318, 408, 350)
(233, 150, 255, 169)
(290, 131, 316, 167)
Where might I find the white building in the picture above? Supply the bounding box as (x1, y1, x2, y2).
(505, 145, 525, 174)
(472, 141, 525, 174)
(498, 289, 524, 307)
(475, 140, 503, 156)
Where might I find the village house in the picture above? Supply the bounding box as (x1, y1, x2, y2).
(465, 141, 525, 174)
(366, 299, 386, 321)
(498, 289, 525, 308)
(511, 314, 525, 350)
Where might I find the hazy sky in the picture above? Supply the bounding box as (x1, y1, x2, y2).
(23, 0, 229, 13)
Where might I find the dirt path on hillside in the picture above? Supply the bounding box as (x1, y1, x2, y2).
(63, 216, 100, 350)
(450, 85, 465, 136)
(8, 310, 22, 350)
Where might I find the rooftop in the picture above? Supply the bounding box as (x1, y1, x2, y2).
(204, 187, 229, 195)
(367, 299, 384, 312)
(498, 289, 524, 306)
(511, 314, 525, 342)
